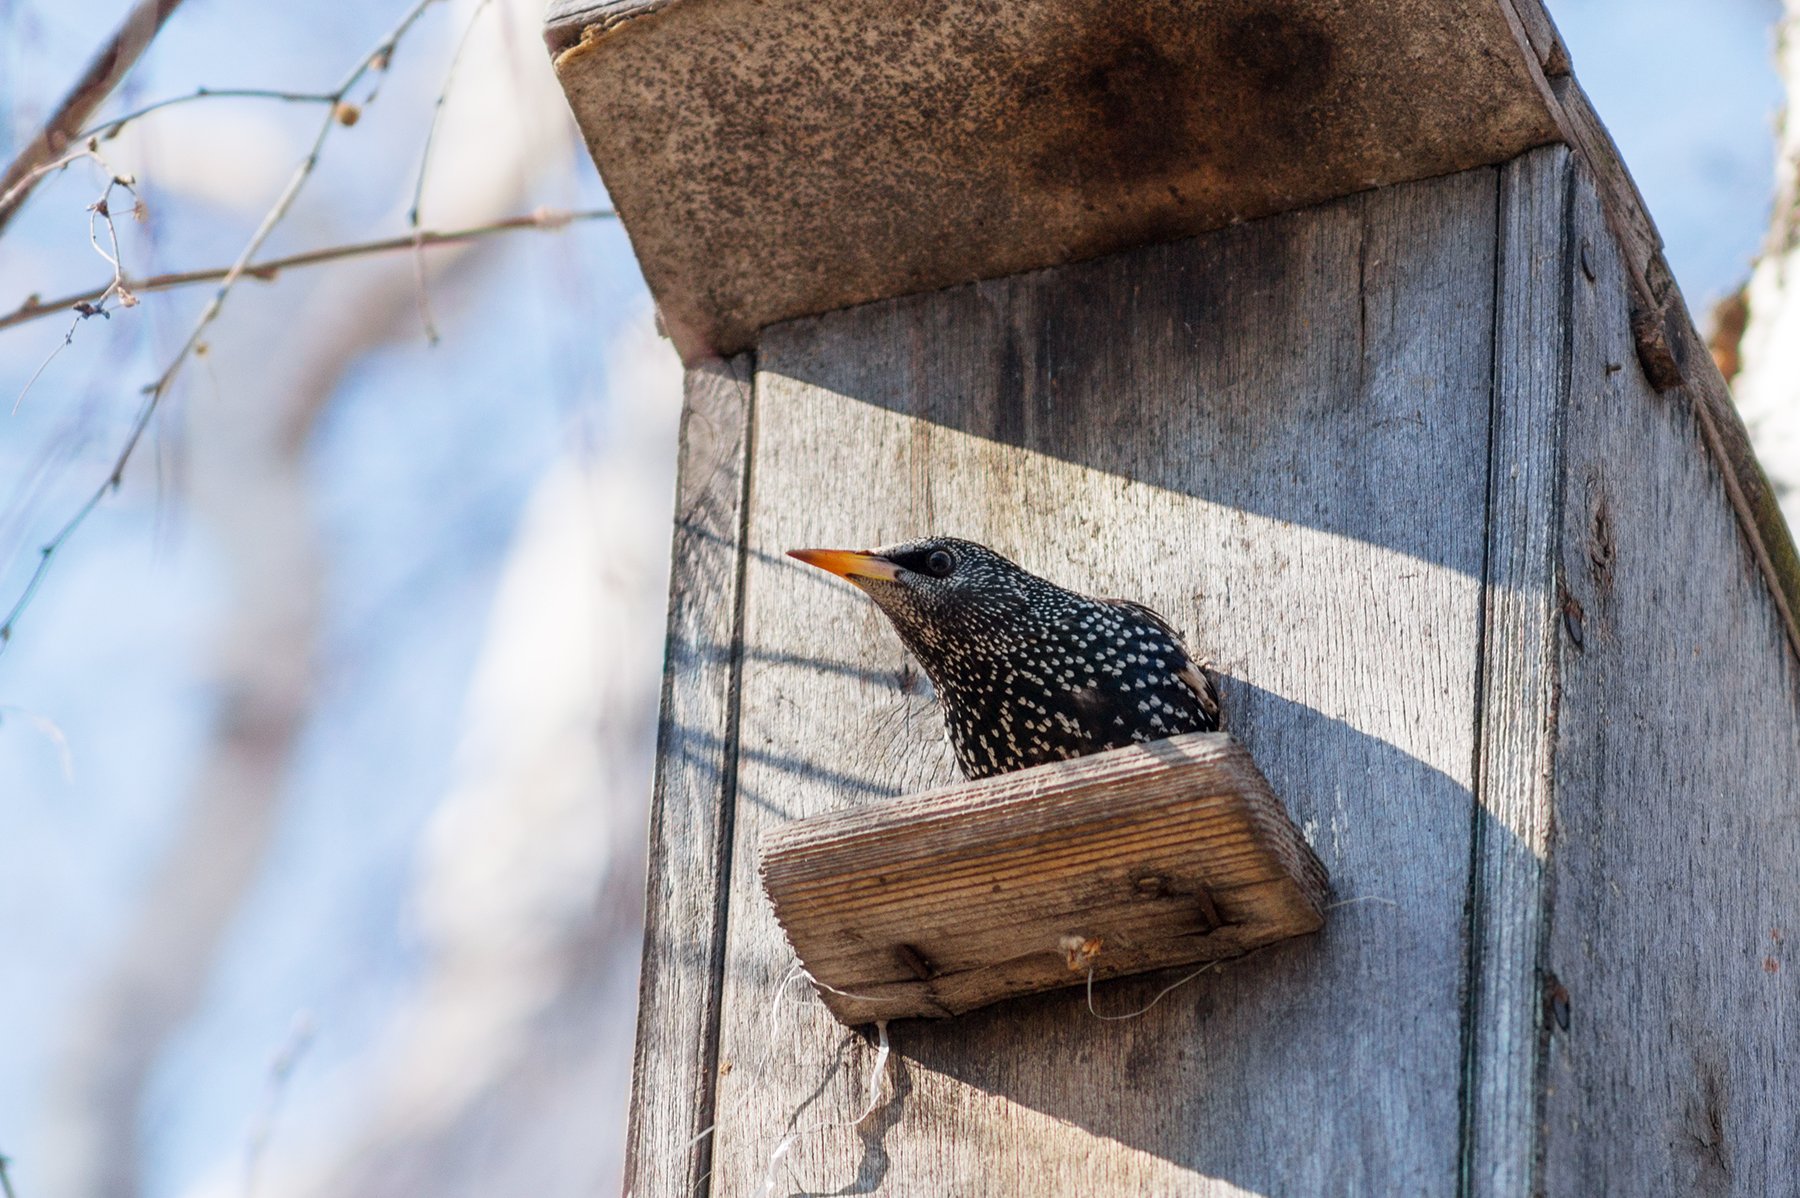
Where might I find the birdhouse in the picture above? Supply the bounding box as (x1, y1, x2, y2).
(548, 2, 1800, 1195)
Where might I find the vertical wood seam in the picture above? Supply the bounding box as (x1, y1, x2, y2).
(1492, 0, 1800, 671)
(1458, 146, 1576, 1198)
(1525, 154, 1579, 1198)
(622, 352, 755, 1198)
(1535, 161, 1800, 1196)
(691, 352, 755, 1198)
(1454, 163, 1508, 1198)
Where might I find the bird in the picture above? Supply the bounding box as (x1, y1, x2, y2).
(787, 536, 1220, 780)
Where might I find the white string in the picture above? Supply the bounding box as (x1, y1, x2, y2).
(734, 892, 1401, 1187)
(760, 1019, 891, 1197)
(1324, 895, 1399, 912)
(1084, 960, 1221, 1021)
(681, 965, 900, 1197)
(766, 959, 809, 1041)
(675, 961, 817, 1197)
(1082, 893, 1396, 1021)
(800, 968, 908, 1008)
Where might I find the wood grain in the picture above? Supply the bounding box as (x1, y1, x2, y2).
(1501, 0, 1569, 76)
(761, 732, 1327, 1024)
(604, 23, 1800, 1181)
(543, 0, 664, 53)
(553, 0, 1800, 670)
(1490, 0, 1800, 663)
(622, 355, 752, 1198)
(707, 167, 1499, 1196)
(1661, 296, 1800, 669)
(1460, 145, 1574, 1197)
(549, 0, 1557, 360)
(1537, 157, 1800, 1197)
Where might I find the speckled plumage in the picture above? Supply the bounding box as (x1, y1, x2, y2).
(790, 536, 1221, 780)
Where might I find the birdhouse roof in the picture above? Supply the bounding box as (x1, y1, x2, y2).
(548, 0, 1572, 362)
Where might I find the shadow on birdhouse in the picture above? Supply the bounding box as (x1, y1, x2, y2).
(759, 730, 1328, 1025)
(556, 0, 1800, 1186)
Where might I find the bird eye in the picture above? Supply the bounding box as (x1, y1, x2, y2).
(925, 549, 955, 577)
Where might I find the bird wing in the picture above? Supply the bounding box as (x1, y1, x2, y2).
(1102, 598, 1222, 728)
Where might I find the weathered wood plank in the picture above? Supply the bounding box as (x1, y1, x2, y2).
(550, 0, 1557, 360)
(1537, 158, 1800, 1197)
(1659, 295, 1800, 667)
(1490, 1, 1800, 663)
(1501, 0, 1569, 76)
(622, 355, 753, 1198)
(762, 732, 1327, 1024)
(1459, 144, 1574, 1196)
(708, 167, 1500, 1196)
(543, 0, 663, 54)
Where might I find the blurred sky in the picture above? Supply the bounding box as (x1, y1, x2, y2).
(1553, 0, 1786, 308)
(0, 1, 1789, 1196)
(2, 1, 671, 1195)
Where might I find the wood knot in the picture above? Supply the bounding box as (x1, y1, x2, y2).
(1560, 585, 1586, 653)
(1589, 494, 1617, 594)
(1544, 971, 1571, 1032)
(894, 943, 936, 980)
(1194, 887, 1224, 933)
(1630, 300, 1685, 391)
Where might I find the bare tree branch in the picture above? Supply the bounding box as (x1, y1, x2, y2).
(409, 0, 497, 344)
(0, 207, 615, 334)
(0, 0, 187, 236)
(0, 144, 105, 216)
(78, 87, 338, 142)
(242, 1015, 317, 1198)
(0, 0, 449, 654)
(13, 172, 141, 412)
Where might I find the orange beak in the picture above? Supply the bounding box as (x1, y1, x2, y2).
(787, 547, 903, 584)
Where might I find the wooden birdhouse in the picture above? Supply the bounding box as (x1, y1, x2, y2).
(548, 2, 1800, 1195)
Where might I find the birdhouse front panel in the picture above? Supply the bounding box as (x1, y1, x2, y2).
(704, 163, 1508, 1195)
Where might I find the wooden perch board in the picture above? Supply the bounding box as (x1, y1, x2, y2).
(760, 731, 1328, 1025)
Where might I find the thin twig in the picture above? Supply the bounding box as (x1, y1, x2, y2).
(241, 1014, 317, 1198)
(0, 208, 614, 334)
(0, 145, 103, 216)
(408, 0, 496, 345)
(0, 0, 187, 236)
(0, 1150, 16, 1198)
(0, 704, 77, 781)
(0, 0, 448, 653)
(12, 319, 82, 415)
(83, 175, 143, 316)
(78, 86, 338, 142)
(13, 172, 141, 413)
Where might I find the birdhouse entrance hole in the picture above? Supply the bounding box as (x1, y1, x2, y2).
(759, 731, 1328, 1024)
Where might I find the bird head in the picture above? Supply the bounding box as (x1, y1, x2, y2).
(787, 536, 1048, 648)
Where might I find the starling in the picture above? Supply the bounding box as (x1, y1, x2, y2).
(788, 536, 1220, 780)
